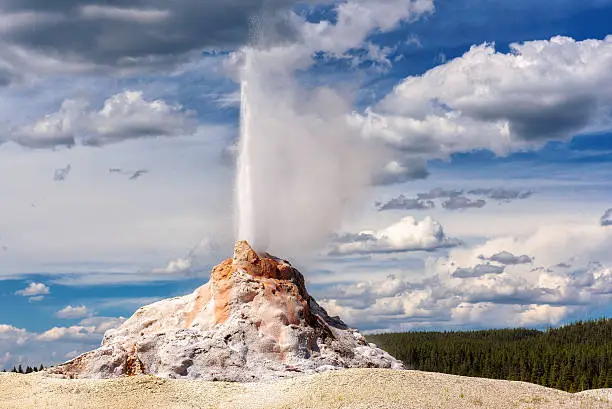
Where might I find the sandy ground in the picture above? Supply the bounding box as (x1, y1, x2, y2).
(1, 369, 611, 409)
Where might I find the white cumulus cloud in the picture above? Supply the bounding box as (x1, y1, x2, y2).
(36, 326, 97, 342)
(56, 306, 91, 319)
(78, 317, 126, 334)
(0, 325, 28, 345)
(15, 282, 50, 297)
(10, 90, 197, 148)
(327, 216, 458, 255)
(353, 36, 612, 183)
(321, 217, 612, 331)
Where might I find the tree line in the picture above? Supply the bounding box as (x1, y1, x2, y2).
(2, 364, 45, 374)
(367, 318, 612, 392)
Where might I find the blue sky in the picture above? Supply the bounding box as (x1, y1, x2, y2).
(1, 0, 612, 369)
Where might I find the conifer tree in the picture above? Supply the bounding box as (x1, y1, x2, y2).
(368, 318, 612, 392)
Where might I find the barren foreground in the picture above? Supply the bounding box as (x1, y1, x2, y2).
(2, 369, 611, 409)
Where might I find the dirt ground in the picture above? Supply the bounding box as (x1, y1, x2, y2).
(1, 368, 611, 409)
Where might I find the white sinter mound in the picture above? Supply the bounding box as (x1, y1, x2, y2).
(49, 241, 402, 381)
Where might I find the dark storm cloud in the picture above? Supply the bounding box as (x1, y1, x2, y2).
(376, 195, 435, 212)
(441, 196, 486, 210)
(0, 0, 303, 70)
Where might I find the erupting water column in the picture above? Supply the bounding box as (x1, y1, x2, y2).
(236, 50, 256, 246)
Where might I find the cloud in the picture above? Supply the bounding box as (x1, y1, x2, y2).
(0, 11, 66, 35)
(320, 274, 413, 310)
(36, 326, 98, 342)
(28, 296, 44, 303)
(450, 222, 612, 270)
(56, 305, 91, 319)
(377, 186, 535, 212)
(0, 325, 28, 345)
(452, 264, 505, 278)
(82, 91, 197, 146)
(53, 164, 72, 181)
(0, 317, 125, 369)
(0, 352, 12, 367)
(376, 195, 435, 211)
(0, 0, 320, 78)
(443, 223, 612, 307)
(489, 189, 533, 201)
(63, 350, 79, 359)
(601, 208, 612, 226)
(326, 216, 458, 256)
(9, 90, 197, 148)
(320, 218, 612, 331)
(555, 262, 572, 269)
(518, 304, 570, 326)
(353, 36, 612, 183)
(417, 188, 463, 200)
(153, 237, 220, 275)
(154, 257, 192, 275)
(441, 196, 486, 210)
(0, 325, 29, 369)
(468, 188, 533, 201)
(482, 251, 533, 265)
(373, 159, 430, 185)
(9, 99, 85, 148)
(78, 317, 126, 334)
(78, 5, 171, 24)
(322, 259, 606, 331)
(0, 120, 236, 278)
(450, 303, 571, 328)
(15, 282, 50, 297)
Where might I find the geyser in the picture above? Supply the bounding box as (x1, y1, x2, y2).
(233, 0, 432, 256)
(233, 45, 379, 257)
(236, 71, 256, 246)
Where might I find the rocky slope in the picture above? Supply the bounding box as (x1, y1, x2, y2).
(49, 241, 402, 381)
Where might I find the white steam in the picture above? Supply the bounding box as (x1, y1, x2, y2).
(235, 48, 376, 256)
(234, 1, 434, 257)
(236, 76, 256, 245)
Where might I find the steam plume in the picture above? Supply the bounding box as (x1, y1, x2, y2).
(234, 1, 434, 257)
(235, 48, 376, 257)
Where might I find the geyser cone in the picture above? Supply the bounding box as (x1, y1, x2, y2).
(49, 241, 403, 381)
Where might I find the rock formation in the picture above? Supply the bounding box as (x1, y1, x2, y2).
(49, 241, 403, 381)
